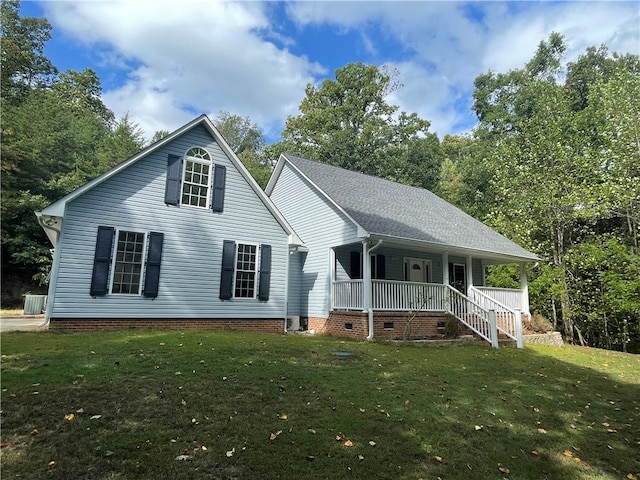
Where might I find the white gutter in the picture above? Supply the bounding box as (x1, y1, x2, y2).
(365, 239, 383, 340)
(35, 214, 63, 328)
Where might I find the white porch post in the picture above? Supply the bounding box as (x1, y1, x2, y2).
(362, 240, 371, 312)
(442, 252, 449, 285)
(466, 255, 473, 296)
(519, 263, 530, 315)
(329, 247, 336, 311)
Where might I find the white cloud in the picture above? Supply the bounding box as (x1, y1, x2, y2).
(39, 0, 639, 143)
(41, 0, 323, 140)
(286, 1, 639, 137)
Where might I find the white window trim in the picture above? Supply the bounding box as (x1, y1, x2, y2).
(180, 147, 212, 209)
(109, 228, 149, 296)
(403, 257, 432, 283)
(233, 241, 260, 300)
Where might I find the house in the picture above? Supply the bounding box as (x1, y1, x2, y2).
(266, 154, 539, 347)
(36, 115, 537, 348)
(36, 115, 304, 332)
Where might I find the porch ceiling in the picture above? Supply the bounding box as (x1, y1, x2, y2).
(337, 234, 537, 264)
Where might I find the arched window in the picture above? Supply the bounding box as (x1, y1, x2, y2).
(181, 147, 212, 208)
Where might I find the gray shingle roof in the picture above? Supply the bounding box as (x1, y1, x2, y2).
(284, 154, 538, 262)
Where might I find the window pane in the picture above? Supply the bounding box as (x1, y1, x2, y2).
(111, 230, 145, 295)
(234, 244, 257, 297)
(181, 154, 211, 207)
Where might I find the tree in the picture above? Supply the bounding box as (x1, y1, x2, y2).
(0, 1, 147, 304)
(0, 0, 56, 103)
(279, 62, 442, 189)
(470, 32, 640, 349)
(214, 111, 271, 188)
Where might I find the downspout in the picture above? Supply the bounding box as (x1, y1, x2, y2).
(365, 239, 383, 340)
(36, 215, 61, 328)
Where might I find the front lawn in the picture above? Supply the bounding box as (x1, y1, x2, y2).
(1, 330, 639, 479)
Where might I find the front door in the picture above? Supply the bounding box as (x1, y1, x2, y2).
(405, 258, 431, 283)
(449, 263, 466, 292)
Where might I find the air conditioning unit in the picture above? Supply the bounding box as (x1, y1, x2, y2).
(23, 295, 48, 315)
(287, 316, 301, 331)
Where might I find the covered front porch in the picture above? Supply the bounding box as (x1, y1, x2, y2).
(329, 240, 531, 347)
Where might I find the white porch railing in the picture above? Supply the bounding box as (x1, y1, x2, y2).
(473, 286, 525, 312)
(372, 280, 448, 311)
(446, 284, 498, 347)
(469, 286, 523, 348)
(332, 280, 364, 310)
(331, 280, 501, 347)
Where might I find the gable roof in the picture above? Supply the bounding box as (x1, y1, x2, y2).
(36, 115, 302, 247)
(269, 154, 538, 263)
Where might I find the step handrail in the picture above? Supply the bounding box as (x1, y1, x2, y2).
(468, 286, 523, 348)
(445, 285, 498, 348)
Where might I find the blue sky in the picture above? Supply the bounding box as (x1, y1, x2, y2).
(21, 1, 639, 143)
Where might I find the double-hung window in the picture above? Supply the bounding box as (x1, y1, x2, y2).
(90, 226, 164, 298)
(219, 241, 271, 301)
(234, 243, 257, 298)
(111, 230, 147, 294)
(181, 147, 212, 208)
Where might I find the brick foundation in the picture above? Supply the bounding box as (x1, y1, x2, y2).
(308, 311, 476, 341)
(49, 318, 285, 333)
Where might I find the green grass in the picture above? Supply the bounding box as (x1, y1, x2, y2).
(1, 330, 639, 480)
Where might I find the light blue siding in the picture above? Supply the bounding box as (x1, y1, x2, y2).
(50, 125, 290, 319)
(334, 245, 444, 283)
(270, 163, 360, 318)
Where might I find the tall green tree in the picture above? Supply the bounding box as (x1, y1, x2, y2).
(214, 111, 272, 188)
(470, 32, 640, 349)
(0, 0, 56, 103)
(278, 62, 443, 190)
(1, 0, 146, 303)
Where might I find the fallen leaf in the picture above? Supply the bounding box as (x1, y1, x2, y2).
(226, 448, 235, 457)
(475, 425, 483, 431)
(307, 428, 316, 434)
(90, 415, 102, 420)
(48, 461, 56, 468)
(0, 442, 8, 449)
(369, 441, 377, 446)
(64, 413, 75, 421)
(175, 455, 193, 461)
(270, 430, 282, 440)
(76, 408, 84, 414)
(9, 393, 16, 399)
(336, 433, 346, 441)
(358, 454, 364, 460)
(563, 450, 573, 457)
(537, 428, 547, 434)
(306, 455, 315, 462)
(435, 456, 443, 463)
(279, 413, 288, 420)
(30, 429, 39, 436)
(344, 440, 354, 447)
(499, 466, 510, 474)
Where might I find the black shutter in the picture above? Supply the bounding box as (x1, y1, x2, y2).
(258, 244, 272, 301)
(376, 255, 386, 280)
(350, 251, 361, 279)
(143, 232, 164, 298)
(219, 240, 236, 300)
(211, 164, 226, 212)
(165, 154, 182, 205)
(90, 226, 115, 296)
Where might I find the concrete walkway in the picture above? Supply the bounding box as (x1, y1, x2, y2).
(0, 316, 48, 332)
